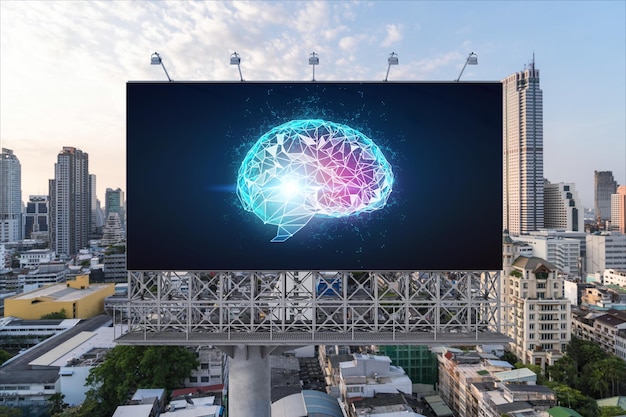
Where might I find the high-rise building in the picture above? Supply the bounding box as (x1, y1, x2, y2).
(586, 232, 626, 274)
(502, 231, 571, 368)
(594, 170, 617, 224)
(105, 188, 125, 231)
(544, 180, 583, 232)
(89, 174, 98, 236)
(611, 185, 626, 233)
(50, 147, 90, 257)
(502, 62, 544, 235)
(0, 148, 22, 242)
(23, 195, 49, 240)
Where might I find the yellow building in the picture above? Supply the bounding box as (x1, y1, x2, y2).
(4, 275, 115, 320)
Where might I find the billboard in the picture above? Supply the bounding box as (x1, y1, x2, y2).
(127, 81, 502, 271)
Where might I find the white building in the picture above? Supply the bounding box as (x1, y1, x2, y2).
(19, 249, 55, 269)
(544, 181, 584, 232)
(611, 185, 626, 233)
(186, 346, 225, 387)
(503, 232, 572, 368)
(100, 212, 124, 246)
(0, 148, 22, 243)
(17, 262, 67, 291)
(586, 232, 626, 274)
(603, 269, 626, 288)
(502, 62, 544, 235)
(512, 233, 581, 277)
(339, 353, 412, 400)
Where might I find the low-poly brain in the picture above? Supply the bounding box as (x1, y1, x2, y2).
(236, 119, 394, 242)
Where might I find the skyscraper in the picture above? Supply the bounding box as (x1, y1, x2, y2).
(23, 195, 49, 240)
(105, 188, 125, 231)
(544, 180, 583, 232)
(611, 185, 626, 233)
(502, 61, 544, 235)
(50, 147, 90, 257)
(594, 170, 617, 223)
(0, 148, 22, 242)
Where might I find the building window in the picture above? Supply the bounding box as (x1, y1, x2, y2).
(200, 363, 209, 370)
(201, 376, 210, 383)
(189, 376, 197, 383)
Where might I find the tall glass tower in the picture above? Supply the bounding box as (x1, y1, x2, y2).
(0, 148, 22, 242)
(594, 170, 617, 223)
(502, 60, 544, 235)
(50, 147, 90, 257)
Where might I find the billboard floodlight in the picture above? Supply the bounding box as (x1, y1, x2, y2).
(230, 52, 244, 82)
(384, 52, 399, 82)
(456, 52, 478, 81)
(150, 52, 172, 82)
(309, 52, 319, 81)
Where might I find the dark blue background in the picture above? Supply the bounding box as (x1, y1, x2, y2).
(127, 81, 502, 271)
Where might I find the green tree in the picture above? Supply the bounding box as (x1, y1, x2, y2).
(600, 406, 626, 417)
(584, 360, 611, 398)
(47, 392, 68, 416)
(500, 351, 518, 366)
(85, 345, 199, 417)
(53, 400, 99, 417)
(549, 355, 578, 386)
(0, 406, 22, 417)
(597, 356, 626, 396)
(548, 383, 596, 414)
(566, 336, 608, 374)
(41, 309, 67, 320)
(578, 399, 601, 417)
(0, 349, 12, 365)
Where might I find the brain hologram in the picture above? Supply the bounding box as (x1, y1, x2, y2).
(237, 119, 394, 242)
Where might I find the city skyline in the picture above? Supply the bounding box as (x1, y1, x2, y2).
(1, 1, 624, 207)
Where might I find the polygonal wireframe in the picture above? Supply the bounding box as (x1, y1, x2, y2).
(236, 119, 394, 242)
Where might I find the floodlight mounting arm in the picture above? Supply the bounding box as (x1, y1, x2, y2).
(309, 52, 319, 82)
(151, 52, 172, 82)
(230, 52, 244, 82)
(455, 52, 478, 82)
(384, 52, 398, 82)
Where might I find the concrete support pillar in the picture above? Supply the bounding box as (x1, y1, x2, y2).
(221, 345, 274, 417)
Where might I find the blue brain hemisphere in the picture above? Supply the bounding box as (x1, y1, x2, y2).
(236, 120, 393, 242)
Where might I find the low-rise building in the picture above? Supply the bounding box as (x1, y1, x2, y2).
(19, 249, 55, 269)
(17, 262, 67, 292)
(593, 312, 626, 355)
(437, 348, 556, 417)
(5, 275, 115, 319)
(339, 353, 412, 400)
(0, 315, 112, 415)
(603, 269, 626, 288)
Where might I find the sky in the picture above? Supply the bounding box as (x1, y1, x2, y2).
(0, 0, 624, 209)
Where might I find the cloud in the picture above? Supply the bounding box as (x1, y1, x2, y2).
(381, 24, 402, 47)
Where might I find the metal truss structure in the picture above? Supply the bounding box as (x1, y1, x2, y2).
(114, 271, 508, 347)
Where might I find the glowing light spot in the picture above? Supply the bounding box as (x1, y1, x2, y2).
(237, 119, 394, 242)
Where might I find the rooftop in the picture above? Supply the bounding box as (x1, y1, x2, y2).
(9, 282, 113, 303)
(0, 314, 112, 385)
